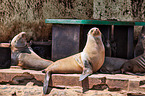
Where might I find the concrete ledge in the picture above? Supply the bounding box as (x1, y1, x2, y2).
(0, 43, 10, 48)
(0, 69, 45, 83)
(0, 68, 145, 93)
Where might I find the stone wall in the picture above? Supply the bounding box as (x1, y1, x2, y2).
(0, 0, 144, 42)
(93, 0, 145, 21)
(0, 0, 93, 22)
(42, 0, 93, 19)
(0, 0, 93, 42)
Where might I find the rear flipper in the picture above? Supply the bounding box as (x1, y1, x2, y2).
(79, 52, 93, 81)
(125, 72, 145, 76)
(43, 71, 50, 94)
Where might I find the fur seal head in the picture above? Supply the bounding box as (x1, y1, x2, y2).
(121, 54, 145, 73)
(88, 27, 101, 37)
(11, 32, 27, 51)
(121, 61, 134, 73)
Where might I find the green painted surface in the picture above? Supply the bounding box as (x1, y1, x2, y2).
(45, 19, 145, 26)
(135, 22, 145, 26)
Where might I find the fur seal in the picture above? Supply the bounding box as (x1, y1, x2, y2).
(134, 26, 145, 57)
(99, 57, 128, 73)
(11, 32, 53, 70)
(43, 27, 105, 94)
(121, 53, 145, 74)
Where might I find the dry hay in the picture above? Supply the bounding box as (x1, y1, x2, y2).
(0, 21, 52, 42)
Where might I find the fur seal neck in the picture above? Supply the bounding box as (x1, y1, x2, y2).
(82, 28, 105, 72)
(83, 28, 104, 53)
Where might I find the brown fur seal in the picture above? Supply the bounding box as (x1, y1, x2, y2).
(11, 32, 53, 70)
(43, 27, 105, 94)
(121, 53, 145, 74)
(99, 57, 128, 73)
(134, 26, 145, 57)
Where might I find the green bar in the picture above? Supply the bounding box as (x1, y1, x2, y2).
(135, 22, 145, 26)
(45, 19, 145, 26)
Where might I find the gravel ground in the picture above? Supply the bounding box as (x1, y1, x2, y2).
(1, 84, 145, 96)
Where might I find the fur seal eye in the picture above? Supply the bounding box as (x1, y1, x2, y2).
(128, 66, 131, 69)
(96, 28, 98, 31)
(22, 34, 26, 38)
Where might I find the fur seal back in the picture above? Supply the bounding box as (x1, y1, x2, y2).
(99, 57, 128, 73)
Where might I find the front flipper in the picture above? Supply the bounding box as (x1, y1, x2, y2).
(79, 52, 93, 81)
(79, 68, 93, 81)
(43, 71, 50, 94)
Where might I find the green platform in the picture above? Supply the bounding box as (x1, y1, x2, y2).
(45, 19, 145, 26)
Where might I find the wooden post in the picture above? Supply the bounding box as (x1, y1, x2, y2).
(52, 24, 80, 61)
(114, 26, 134, 59)
(127, 26, 134, 59)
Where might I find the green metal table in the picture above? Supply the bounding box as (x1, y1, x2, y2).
(45, 19, 145, 61)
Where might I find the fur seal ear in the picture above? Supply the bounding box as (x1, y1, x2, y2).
(101, 34, 105, 42)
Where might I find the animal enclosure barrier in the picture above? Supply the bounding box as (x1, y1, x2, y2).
(45, 19, 145, 60)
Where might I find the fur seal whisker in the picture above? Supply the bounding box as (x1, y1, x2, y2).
(136, 56, 145, 70)
(140, 57, 145, 63)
